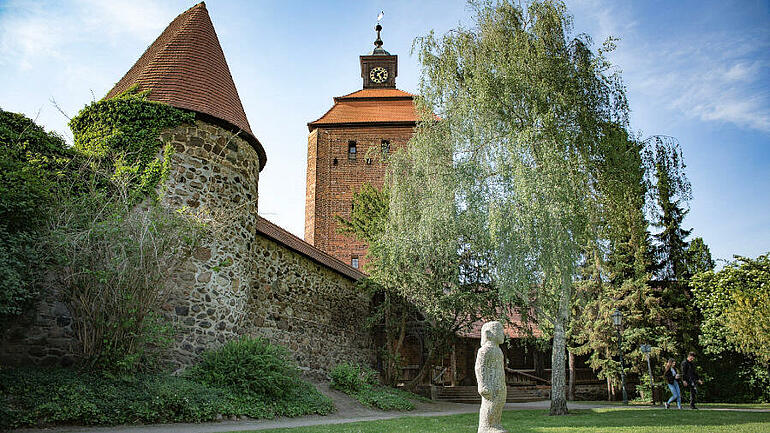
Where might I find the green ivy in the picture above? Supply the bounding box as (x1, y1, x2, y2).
(68, 86, 194, 202)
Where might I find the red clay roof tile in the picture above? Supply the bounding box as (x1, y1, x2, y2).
(256, 216, 366, 281)
(105, 2, 266, 170)
(308, 88, 419, 130)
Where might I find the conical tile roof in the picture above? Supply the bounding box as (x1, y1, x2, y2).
(105, 2, 266, 170)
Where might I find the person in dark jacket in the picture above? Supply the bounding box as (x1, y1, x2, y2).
(681, 352, 703, 409)
(663, 358, 682, 409)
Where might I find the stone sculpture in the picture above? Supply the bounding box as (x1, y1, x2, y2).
(475, 321, 508, 433)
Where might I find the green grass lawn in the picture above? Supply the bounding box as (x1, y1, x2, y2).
(237, 408, 770, 433)
(582, 400, 770, 410)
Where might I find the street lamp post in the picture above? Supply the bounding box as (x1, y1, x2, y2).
(611, 309, 629, 405)
(640, 344, 654, 405)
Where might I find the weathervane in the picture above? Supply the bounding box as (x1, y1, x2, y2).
(374, 11, 384, 50)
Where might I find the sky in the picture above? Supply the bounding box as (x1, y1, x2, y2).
(0, 0, 768, 265)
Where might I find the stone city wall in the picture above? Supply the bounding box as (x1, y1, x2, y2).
(1, 120, 375, 378)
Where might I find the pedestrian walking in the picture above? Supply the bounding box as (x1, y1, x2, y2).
(681, 352, 703, 409)
(663, 358, 682, 409)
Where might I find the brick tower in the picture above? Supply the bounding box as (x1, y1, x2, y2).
(305, 21, 418, 269)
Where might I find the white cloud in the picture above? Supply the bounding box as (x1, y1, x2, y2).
(570, 0, 770, 135)
(0, 0, 181, 71)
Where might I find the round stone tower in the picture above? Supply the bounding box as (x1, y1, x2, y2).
(104, 2, 267, 366)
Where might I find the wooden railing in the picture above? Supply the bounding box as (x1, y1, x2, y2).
(505, 367, 551, 385)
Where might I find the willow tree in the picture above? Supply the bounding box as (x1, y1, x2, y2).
(379, 0, 629, 415)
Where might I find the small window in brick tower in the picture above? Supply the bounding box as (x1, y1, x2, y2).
(351, 255, 359, 269)
(381, 140, 390, 157)
(348, 141, 357, 160)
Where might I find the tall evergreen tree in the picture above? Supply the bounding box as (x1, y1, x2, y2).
(570, 126, 675, 397)
(646, 136, 692, 281)
(643, 135, 698, 352)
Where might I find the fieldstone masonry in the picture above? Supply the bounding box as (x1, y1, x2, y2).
(160, 120, 260, 368)
(1, 119, 375, 378)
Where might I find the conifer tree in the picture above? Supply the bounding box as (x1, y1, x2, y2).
(646, 136, 692, 281)
(643, 136, 698, 351)
(570, 127, 676, 397)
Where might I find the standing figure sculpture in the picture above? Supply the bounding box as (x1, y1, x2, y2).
(475, 321, 508, 433)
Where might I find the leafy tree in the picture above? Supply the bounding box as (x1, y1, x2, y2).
(391, 0, 630, 414)
(338, 183, 496, 387)
(0, 109, 71, 233)
(335, 183, 389, 247)
(686, 237, 715, 276)
(692, 254, 770, 363)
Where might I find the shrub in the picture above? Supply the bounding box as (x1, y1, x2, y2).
(0, 229, 42, 318)
(0, 361, 335, 429)
(0, 367, 225, 429)
(330, 362, 379, 393)
(186, 338, 335, 417)
(0, 109, 71, 320)
(186, 337, 300, 398)
(330, 362, 422, 411)
(51, 197, 202, 372)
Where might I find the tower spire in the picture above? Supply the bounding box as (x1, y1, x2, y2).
(372, 12, 389, 55)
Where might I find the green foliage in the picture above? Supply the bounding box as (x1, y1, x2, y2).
(3, 91, 199, 368)
(330, 362, 379, 393)
(185, 337, 334, 418)
(0, 109, 72, 320)
(403, 0, 631, 413)
(697, 351, 770, 403)
(692, 254, 770, 363)
(569, 126, 677, 386)
(0, 229, 42, 318)
(51, 192, 202, 372)
(335, 183, 390, 248)
(330, 363, 420, 411)
(68, 86, 194, 201)
(686, 237, 715, 276)
(644, 136, 692, 281)
(0, 367, 225, 429)
(0, 109, 71, 232)
(2, 348, 335, 430)
(187, 337, 302, 399)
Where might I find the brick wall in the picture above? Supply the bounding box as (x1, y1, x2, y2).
(304, 124, 415, 269)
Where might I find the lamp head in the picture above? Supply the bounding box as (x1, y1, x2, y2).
(611, 309, 623, 328)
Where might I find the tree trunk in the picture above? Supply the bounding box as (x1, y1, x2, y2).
(549, 286, 571, 415)
(451, 344, 457, 386)
(607, 376, 614, 401)
(567, 351, 575, 401)
(534, 349, 545, 380)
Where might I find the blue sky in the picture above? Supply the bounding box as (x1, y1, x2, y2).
(0, 0, 768, 264)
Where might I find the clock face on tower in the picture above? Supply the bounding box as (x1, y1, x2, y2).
(369, 66, 388, 84)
